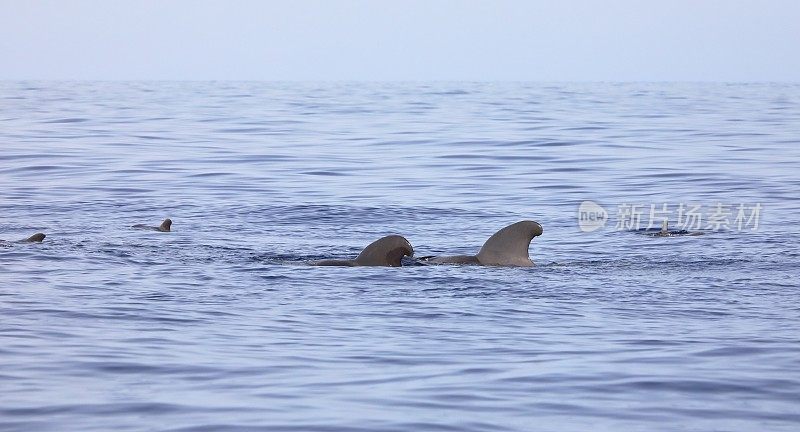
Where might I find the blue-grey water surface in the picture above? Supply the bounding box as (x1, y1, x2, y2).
(1, 82, 799, 432)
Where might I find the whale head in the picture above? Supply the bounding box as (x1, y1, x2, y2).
(354, 235, 414, 267)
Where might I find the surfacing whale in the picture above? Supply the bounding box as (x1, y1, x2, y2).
(132, 219, 172, 232)
(422, 220, 543, 267)
(0, 233, 46, 246)
(23, 233, 46, 242)
(644, 219, 703, 237)
(311, 235, 413, 267)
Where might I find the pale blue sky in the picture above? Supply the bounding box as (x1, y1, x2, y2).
(1, 0, 798, 81)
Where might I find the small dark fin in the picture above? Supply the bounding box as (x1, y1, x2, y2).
(23, 233, 46, 243)
(132, 218, 172, 232)
(158, 218, 172, 232)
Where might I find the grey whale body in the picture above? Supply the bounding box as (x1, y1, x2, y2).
(422, 220, 543, 267)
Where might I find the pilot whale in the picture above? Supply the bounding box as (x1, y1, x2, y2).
(311, 235, 413, 267)
(132, 219, 172, 232)
(422, 220, 543, 267)
(646, 219, 703, 237)
(0, 233, 46, 246)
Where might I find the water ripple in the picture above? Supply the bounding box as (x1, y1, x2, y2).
(1, 81, 799, 432)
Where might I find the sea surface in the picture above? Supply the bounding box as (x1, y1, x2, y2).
(1, 81, 799, 432)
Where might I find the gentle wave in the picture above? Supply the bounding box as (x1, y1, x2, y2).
(1, 81, 799, 432)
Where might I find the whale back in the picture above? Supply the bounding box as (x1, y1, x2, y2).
(311, 259, 357, 266)
(354, 235, 414, 267)
(424, 255, 481, 265)
(476, 220, 543, 266)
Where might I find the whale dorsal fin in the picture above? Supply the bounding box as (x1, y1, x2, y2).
(354, 235, 414, 267)
(159, 219, 172, 232)
(476, 220, 543, 266)
(24, 233, 46, 243)
(661, 218, 668, 234)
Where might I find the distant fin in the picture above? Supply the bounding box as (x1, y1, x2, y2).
(23, 233, 46, 243)
(476, 220, 543, 266)
(133, 218, 172, 231)
(661, 218, 668, 234)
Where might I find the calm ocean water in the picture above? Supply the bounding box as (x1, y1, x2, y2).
(1, 81, 799, 432)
